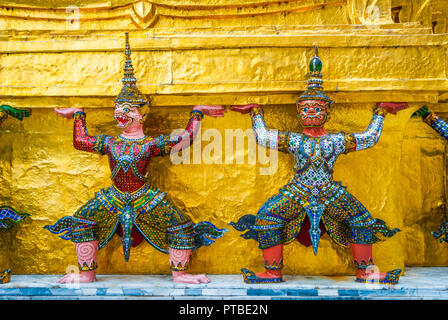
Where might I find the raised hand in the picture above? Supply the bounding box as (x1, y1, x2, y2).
(54, 107, 84, 120)
(377, 102, 409, 115)
(411, 105, 430, 119)
(0, 105, 31, 121)
(192, 105, 226, 118)
(230, 104, 260, 114)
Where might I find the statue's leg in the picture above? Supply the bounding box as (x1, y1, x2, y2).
(322, 189, 401, 284)
(45, 198, 114, 284)
(149, 198, 220, 284)
(0, 206, 30, 284)
(254, 244, 284, 279)
(349, 243, 401, 284)
(350, 243, 385, 279)
(57, 240, 98, 284)
(240, 193, 305, 284)
(169, 248, 210, 284)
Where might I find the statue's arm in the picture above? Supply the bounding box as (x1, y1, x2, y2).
(412, 106, 448, 141)
(72, 111, 109, 155)
(343, 106, 386, 153)
(343, 102, 408, 153)
(0, 105, 31, 125)
(148, 105, 226, 157)
(0, 107, 7, 125)
(250, 106, 290, 153)
(149, 110, 204, 157)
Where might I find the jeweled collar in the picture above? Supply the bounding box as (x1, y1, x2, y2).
(302, 133, 330, 139)
(117, 134, 148, 142)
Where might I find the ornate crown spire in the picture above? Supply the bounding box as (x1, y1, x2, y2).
(114, 32, 149, 106)
(296, 46, 333, 107)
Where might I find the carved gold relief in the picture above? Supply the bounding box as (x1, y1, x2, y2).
(391, 0, 448, 33)
(346, 0, 394, 24)
(392, 0, 432, 26)
(0, 0, 347, 29)
(2, 0, 446, 30)
(130, 1, 158, 28)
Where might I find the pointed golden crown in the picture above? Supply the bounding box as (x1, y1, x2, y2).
(114, 32, 150, 107)
(296, 46, 333, 107)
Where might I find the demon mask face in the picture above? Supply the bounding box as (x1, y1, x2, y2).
(297, 100, 329, 128)
(114, 102, 144, 130)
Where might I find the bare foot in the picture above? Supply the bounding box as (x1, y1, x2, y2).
(356, 268, 387, 280)
(255, 270, 282, 280)
(57, 270, 96, 284)
(172, 272, 210, 284)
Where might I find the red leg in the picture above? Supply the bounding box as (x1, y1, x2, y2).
(254, 244, 283, 279)
(349, 243, 386, 280)
(349, 243, 401, 284)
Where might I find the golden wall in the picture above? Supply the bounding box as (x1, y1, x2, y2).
(0, 0, 447, 275)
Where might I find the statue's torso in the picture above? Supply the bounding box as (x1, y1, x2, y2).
(288, 132, 345, 189)
(104, 136, 155, 193)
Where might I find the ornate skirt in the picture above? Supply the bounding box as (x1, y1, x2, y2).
(44, 184, 227, 259)
(230, 180, 399, 251)
(0, 206, 29, 230)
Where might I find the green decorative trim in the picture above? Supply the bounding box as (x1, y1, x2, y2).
(0, 269, 11, 284)
(170, 261, 188, 271)
(250, 106, 264, 117)
(78, 260, 98, 272)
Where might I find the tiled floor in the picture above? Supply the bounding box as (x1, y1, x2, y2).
(1, 267, 448, 300)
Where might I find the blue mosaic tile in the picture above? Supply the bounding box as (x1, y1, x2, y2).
(338, 289, 359, 296)
(135, 297, 173, 300)
(185, 288, 202, 296)
(31, 296, 80, 300)
(141, 289, 155, 296)
(174, 296, 222, 300)
(104, 288, 124, 296)
(81, 288, 98, 296)
(247, 289, 286, 296)
(272, 296, 371, 300)
(202, 289, 246, 296)
(286, 289, 318, 296)
(222, 296, 272, 300)
(79, 296, 126, 300)
(140, 288, 185, 296)
(358, 289, 407, 296)
(404, 289, 418, 296)
(19, 288, 52, 296)
(416, 289, 442, 297)
(371, 296, 421, 300)
(50, 288, 83, 296)
(0, 288, 22, 296)
(96, 288, 107, 296)
(5, 296, 31, 300)
(326, 296, 371, 300)
(123, 288, 143, 296)
(79, 296, 110, 300)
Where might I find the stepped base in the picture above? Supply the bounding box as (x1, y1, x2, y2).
(0, 267, 447, 300)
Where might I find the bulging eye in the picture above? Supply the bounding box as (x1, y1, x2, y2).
(302, 107, 309, 113)
(124, 108, 130, 113)
(315, 107, 322, 112)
